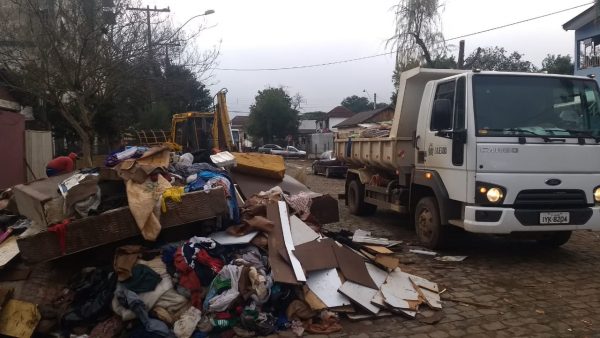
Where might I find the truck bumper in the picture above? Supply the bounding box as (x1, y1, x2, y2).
(463, 206, 600, 234)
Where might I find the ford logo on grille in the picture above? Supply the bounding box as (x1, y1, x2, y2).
(545, 178, 561, 186)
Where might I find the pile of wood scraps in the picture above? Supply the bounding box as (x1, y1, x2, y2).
(267, 206, 444, 321)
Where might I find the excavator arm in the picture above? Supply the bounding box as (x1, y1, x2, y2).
(212, 88, 235, 152)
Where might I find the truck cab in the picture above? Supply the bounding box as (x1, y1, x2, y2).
(337, 68, 600, 248)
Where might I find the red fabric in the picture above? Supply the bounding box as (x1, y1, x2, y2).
(214, 312, 233, 319)
(196, 249, 224, 274)
(48, 219, 70, 255)
(174, 247, 203, 307)
(46, 156, 75, 173)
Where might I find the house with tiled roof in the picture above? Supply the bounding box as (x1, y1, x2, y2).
(333, 105, 394, 133)
(327, 106, 355, 131)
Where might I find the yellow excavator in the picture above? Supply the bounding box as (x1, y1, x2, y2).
(132, 88, 235, 153)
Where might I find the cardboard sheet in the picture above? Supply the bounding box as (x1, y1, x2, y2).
(294, 238, 338, 272)
(266, 203, 298, 284)
(333, 244, 376, 289)
(278, 201, 306, 282)
(305, 268, 350, 308)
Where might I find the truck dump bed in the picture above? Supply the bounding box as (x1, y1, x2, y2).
(335, 68, 467, 172)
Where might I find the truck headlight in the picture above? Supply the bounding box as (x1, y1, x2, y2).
(487, 188, 503, 203)
(476, 182, 506, 205)
(594, 187, 600, 203)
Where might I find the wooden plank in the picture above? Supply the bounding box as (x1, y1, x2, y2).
(266, 203, 298, 285)
(289, 215, 319, 246)
(407, 274, 439, 293)
(364, 245, 394, 255)
(0, 237, 19, 268)
(278, 201, 306, 282)
(303, 285, 327, 311)
(375, 254, 400, 271)
(305, 268, 350, 308)
(294, 238, 338, 272)
(333, 244, 376, 289)
(380, 268, 420, 304)
(338, 281, 380, 315)
(17, 188, 229, 263)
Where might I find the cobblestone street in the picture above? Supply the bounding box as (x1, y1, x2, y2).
(286, 160, 600, 338)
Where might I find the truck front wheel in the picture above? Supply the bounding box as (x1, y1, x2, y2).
(347, 180, 377, 216)
(415, 197, 447, 249)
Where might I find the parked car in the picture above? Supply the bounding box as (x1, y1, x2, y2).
(271, 146, 307, 158)
(257, 144, 283, 154)
(312, 150, 348, 177)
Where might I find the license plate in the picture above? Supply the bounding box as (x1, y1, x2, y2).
(539, 212, 570, 224)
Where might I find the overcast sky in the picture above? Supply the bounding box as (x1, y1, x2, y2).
(142, 0, 590, 116)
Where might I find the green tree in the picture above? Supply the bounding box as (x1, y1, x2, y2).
(464, 47, 537, 72)
(541, 54, 574, 75)
(341, 95, 371, 113)
(247, 87, 300, 143)
(0, 0, 217, 165)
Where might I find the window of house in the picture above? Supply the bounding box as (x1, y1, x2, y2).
(578, 36, 600, 70)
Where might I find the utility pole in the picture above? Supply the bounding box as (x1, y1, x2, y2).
(458, 40, 465, 70)
(126, 5, 170, 67)
(373, 93, 377, 110)
(126, 5, 169, 106)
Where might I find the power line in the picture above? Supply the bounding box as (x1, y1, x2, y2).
(213, 2, 593, 72)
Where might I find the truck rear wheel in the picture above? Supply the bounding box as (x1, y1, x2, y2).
(415, 197, 447, 249)
(347, 180, 377, 216)
(537, 231, 571, 247)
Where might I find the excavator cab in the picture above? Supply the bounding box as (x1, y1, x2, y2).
(133, 88, 234, 154)
(171, 112, 215, 153)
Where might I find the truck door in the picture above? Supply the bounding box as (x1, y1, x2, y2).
(420, 76, 468, 202)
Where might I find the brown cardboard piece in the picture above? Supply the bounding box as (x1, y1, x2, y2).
(333, 244, 377, 289)
(13, 173, 71, 227)
(293, 238, 338, 272)
(266, 203, 298, 285)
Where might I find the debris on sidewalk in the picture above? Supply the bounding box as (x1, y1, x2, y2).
(0, 148, 444, 336)
(435, 255, 468, 262)
(410, 249, 438, 256)
(352, 229, 402, 246)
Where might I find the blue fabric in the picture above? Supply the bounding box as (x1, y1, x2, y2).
(183, 169, 240, 223)
(184, 177, 207, 193)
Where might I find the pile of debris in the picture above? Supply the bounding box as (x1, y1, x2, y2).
(0, 145, 443, 337)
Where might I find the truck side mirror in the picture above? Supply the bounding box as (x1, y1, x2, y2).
(431, 99, 453, 131)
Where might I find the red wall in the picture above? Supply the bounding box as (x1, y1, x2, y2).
(0, 110, 25, 189)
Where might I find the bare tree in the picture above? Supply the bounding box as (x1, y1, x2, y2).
(388, 0, 447, 69)
(0, 0, 218, 165)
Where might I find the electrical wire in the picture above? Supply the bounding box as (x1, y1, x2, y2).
(213, 2, 593, 72)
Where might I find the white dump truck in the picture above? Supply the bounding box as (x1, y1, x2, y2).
(335, 67, 600, 248)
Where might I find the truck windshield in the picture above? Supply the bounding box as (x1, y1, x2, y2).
(473, 75, 600, 138)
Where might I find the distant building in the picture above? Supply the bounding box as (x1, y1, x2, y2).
(332, 105, 394, 134)
(327, 106, 355, 132)
(230, 115, 252, 149)
(563, 4, 600, 80)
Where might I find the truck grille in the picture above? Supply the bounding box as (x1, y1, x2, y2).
(513, 189, 588, 209)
